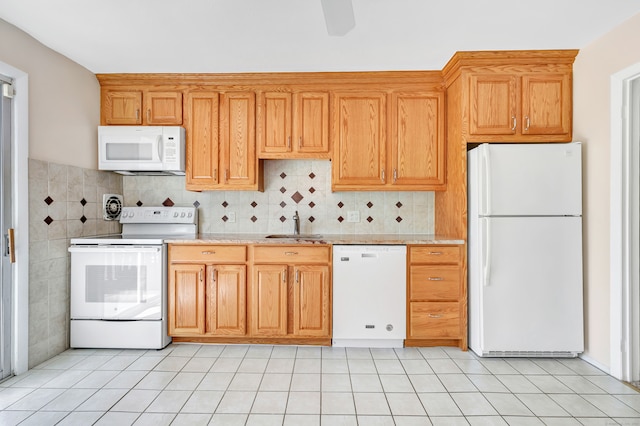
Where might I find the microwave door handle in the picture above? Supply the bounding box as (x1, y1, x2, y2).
(157, 135, 163, 161)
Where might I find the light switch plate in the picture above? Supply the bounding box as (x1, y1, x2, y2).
(347, 211, 360, 222)
(228, 212, 236, 223)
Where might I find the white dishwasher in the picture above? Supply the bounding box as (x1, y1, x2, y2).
(332, 245, 406, 348)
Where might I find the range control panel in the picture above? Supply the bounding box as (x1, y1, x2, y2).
(120, 206, 197, 224)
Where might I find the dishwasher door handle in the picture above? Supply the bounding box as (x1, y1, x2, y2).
(361, 253, 378, 258)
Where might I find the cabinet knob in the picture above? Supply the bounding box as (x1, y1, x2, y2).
(524, 116, 530, 131)
(428, 277, 444, 281)
(428, 313, 443, 319)
(428, 251, 443, 255)
(201, 251, 216, 255)
(511, 116, 517, 131)
(287, 136, 291, 150)
(285, 251, 298, 256)
(381, 169, 385, 183)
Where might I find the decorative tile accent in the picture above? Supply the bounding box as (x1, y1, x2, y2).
(367, 202, 374, 208)
(251, 216, 258, 222)
(251, 201, 258, 208)
(44, 196, 54, 205)
(308, 201, 315, 208)
(80, 216, 87, 223)
(80, 198, 87, 206)
(309, 187, 316, 194)
(291, 191, 304, 204)
(280, 201, 287, 208)
(136, 200, 143, 206)
(280, 187, 287, 194)
(396, 202, 403, 208)
(222, 215, 229, 222)
(338, 216, 344, 223)
(396, 216, 403, 222)
(308, 216, 315, 222)
(193, 200, 200, 208)
(222, 201, 228, 208)
(280, 172, 287, 179)
(44, 216, 53, 225)
(367, 216, 374, 222)
(162, 198, 174, 207)
(309, 172, 316, 179)
(279, 216, 287, 222)
(337, 202, 344, 208)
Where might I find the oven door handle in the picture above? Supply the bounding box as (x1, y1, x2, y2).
(68, 246, 161, 253)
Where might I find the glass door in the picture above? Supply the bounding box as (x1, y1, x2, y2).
(0, 76, 13, 380)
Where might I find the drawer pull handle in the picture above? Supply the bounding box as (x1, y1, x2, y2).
(429, 251, 443, 255)
(285, 251, 298, 255)
(428, 277, 444, 281)
(201, 251, 216, 255)
(428, 314, 443, 319)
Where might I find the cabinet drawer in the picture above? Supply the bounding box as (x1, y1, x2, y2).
(410, 266, 460, 300)
(253, 245, 330, 264)
(169, 245, 247, 263)
(409, 246, 461, 264)
(409, 302, 460, 339)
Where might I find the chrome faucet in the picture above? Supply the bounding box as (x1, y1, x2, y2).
(293, 210, 300, 235)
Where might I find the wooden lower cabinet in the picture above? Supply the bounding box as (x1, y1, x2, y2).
(406, 244, 467, 349)
(250, 246, 331, 341)
(168, 245, 247, 337)
(168, 243, 331, 345)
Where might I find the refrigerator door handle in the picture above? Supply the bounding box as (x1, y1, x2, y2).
(482, 145, 491, 215)
(482, 218, 491, 286)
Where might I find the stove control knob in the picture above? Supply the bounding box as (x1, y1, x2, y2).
(187, 212, 193, 218)
(181, 212, 186, 218)
(173, 212, 179, 218)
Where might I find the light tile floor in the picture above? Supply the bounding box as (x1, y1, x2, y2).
(1, 344, 639, 425)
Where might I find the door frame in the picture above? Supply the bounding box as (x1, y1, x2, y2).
(610, 61, 640, 381)
(0, 61, 29, 375)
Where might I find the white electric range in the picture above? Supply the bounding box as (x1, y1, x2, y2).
(68, 206, 197, 349)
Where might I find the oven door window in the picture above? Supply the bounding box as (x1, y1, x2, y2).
(70, 246, 164, 320)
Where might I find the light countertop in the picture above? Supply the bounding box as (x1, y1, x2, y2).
(165, 233, 464, 245)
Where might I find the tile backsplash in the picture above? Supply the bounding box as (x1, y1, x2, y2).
(123, 160, 435, 235)
(28, 159, 122, 368)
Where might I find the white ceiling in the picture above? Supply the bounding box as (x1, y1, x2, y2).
(2, 0, 640, 74)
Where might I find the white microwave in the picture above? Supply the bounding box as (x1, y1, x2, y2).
(98, 126, 185, 175)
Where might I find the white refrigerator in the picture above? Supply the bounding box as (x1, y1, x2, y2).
(468, 143, 584, 357)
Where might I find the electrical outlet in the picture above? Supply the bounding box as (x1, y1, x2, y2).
(228, 212, 236, 223)
(347, 211, 360, 223)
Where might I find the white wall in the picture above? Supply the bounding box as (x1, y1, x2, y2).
(0, 18, 99, 169)
(573, 12, 640, 368)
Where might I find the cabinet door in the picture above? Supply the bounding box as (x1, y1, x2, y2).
(251, 264, 288, 336)
(293, 265, 330, 337)
(207, 265, 246, 335)
(220, 92, 257, 188)
(469, 74, 518, 136)
(391, 92, 445, 186)
(521, 73, 571, 136)
(294, 92, 330, 154)
(332, 92, 387, 186)
(144, 91, 183, 125)
(168, 264, 205, 335)
(185, 92, 219, 190)
(103, 90, 142, 125)
(258, 92, 292, 155)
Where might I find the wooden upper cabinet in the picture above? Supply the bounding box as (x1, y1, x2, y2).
(102, 88, 182, 125)
(521, 73, 571, 136)
(331, 92, 387, 188)
(103, 90, 143, 125)
(469, 74, 518, 136)
(468, 70, 572, 140)
(258, 91, 329, 158)
(144, 91, 183, 125)
(220, 91, 260, 189)
(184, 90, 262, 191)
(185, 92, 219, 190)
(391, 91, 446, 188)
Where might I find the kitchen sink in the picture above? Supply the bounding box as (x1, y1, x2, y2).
(265, 234, 323, 239)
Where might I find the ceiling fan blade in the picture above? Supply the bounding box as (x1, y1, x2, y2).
(320, 0, 355, 36)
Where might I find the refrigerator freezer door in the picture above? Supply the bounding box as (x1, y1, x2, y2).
(474, 143, 582, 216)
(473, 216, 584, 355)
